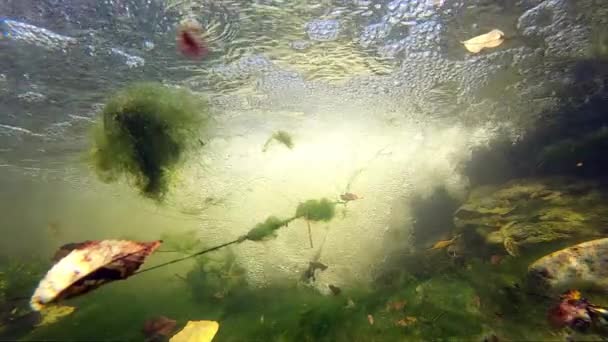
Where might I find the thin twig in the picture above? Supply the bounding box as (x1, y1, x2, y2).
(307, 220, 314, 248)
(134, 238, 241, 276)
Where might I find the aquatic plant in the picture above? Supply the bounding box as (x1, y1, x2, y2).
(90, 82, 207, 201)
(262, 130, 294, 152)
(185, 248, 247, 303)
(245, 216, 295, 241)
(295, 198, 336, 222)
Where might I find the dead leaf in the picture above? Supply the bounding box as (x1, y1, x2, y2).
(170, 320, 219, 342)
(31, 240, 162, 311)
(461, 29, 505, 53)
(367, 314, 374, 325)
(35, 305, 76, 327)
(395, 316, 417, 327)
(143, 316, 177, 339)
(428, 235, 461, 250)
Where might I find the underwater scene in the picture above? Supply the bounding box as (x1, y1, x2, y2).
(1, 0, 608, 341)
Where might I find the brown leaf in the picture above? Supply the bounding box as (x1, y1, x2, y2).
(31, 240, 162, 310)
(395, 316, 417, 327)
(143, 316, 177, 339)
(461, 29, 505, 53)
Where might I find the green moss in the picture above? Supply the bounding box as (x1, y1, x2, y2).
(185, 248, 247, 303)
(90, 82, 207, 201)
(245, 216, 293, 241)
(295, 198, 336, 222)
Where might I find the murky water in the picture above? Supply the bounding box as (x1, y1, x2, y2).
(2, 0, 608, 341)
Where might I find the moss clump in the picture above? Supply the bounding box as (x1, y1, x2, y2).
(91, 82, 207, 201)
(262, 130, 294, 152)
(296, 198, 336, 222)
(245, 216, 293, 241)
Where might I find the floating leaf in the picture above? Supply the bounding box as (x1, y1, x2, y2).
(30, 240, 162, 311)
(461, 29, 505, 53)
(35, 305, 76, 327)
(170, 320, 219, 342)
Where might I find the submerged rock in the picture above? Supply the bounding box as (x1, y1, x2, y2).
(527, 238, 608, 295)
(454, 178, 608, 254)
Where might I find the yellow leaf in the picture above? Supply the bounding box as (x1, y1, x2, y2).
(170, 320, 219, 342)
(36, 305, 76, 327)
(461, 29, 505, 53)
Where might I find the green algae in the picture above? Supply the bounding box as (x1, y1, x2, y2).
(90, 82, 208, 202)
(245, 216, 295, 242)
(295, 199, 336, 222)
(17, 248, 565, 342)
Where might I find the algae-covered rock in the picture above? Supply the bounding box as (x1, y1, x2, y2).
(454, 178, 608, 253)
(527, 238, 608, 295)
(91, 82, 208, 201)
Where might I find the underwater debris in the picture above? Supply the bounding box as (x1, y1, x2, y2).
(461, 29, 505, 53)
(328, 284, 341, 296)
(30, 240, 161, 310)
(177, 18, 209, 60)
(262, 130, 294, 152)
(91, 82, 207, 201)
(143, 316, 177, 341)
(528, 238, 608, 295)
(302, 261, 328, 283)
(428, 234, 461, 250)
(545, 289, 608, 334)
(170, 320, 219, 342)
(340, 192, 362, 202)
(395, 316, 417, 327)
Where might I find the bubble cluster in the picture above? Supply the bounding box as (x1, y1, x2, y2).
(305, 19, 341, 42)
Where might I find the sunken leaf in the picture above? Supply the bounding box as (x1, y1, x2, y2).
(462, 29, 505, 53)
